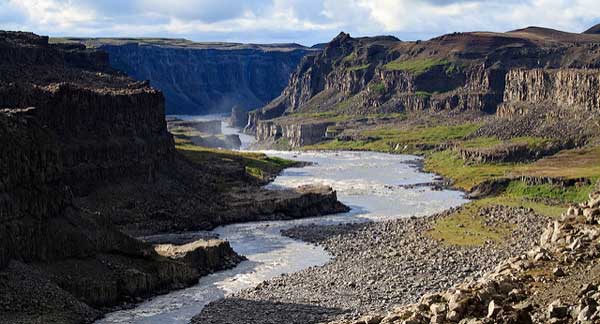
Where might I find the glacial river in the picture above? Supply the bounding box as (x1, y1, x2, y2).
(97, 117, 468, 324)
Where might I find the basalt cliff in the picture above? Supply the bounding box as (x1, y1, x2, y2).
(57, 38, 318, 115)
(246, 27, 600, 148)
(0, 31, 345, 324)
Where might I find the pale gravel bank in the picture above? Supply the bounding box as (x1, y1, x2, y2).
(192, 205, 549, 324)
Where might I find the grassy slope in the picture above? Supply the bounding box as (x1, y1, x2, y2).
(303, 121, 600, 246)
(175, 139, 296, 183)
(383, 58, 450, 74)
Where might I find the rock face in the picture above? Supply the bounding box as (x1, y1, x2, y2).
(62, 38, 318, 115)
(500, 68, 600, 116)
(246, 27, 600, 146)
(0, 31, 346, 323)
(255, 120, 333, 147)
(154, 239, 246, 276)
(230, 105, 249, 128)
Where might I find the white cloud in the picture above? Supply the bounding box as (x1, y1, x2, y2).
(1, 0, 600, 45)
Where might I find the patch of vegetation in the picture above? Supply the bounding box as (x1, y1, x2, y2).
(444, 62, 462, 75)
(516, 146, 600, 179)
(424, 150, 514, 191)
(414, 91, 432, 98)
(347, 64, 370, 72)
(428, 204, 512, 246)
(503, 181, 594, 204)
(383, 57, 450, 74)
(426, 145, 600, 192)
(363, 123, 481, 145)
(342, 52, 358, 62)
(303, 138, 392, 152)
(424, 146, 599, 217)
(175, 142, 296, 181)
(271, 137, 292, 151)
(369, 82, 386, 95)
(460, 137, 503, 148)
(305, 123, 481, 154)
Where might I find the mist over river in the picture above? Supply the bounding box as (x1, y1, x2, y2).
(96, 118, 468, 324)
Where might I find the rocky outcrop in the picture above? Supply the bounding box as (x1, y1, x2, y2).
(154, 239, 245, 276)
(230, 105, 249, 128)
(255, 120, 333, 147)
(63, 39, 318, 115)
(169, 119, 222, 134)
(220, 184, 350, 225)
(500, 68, 600, 117)
(167, 118, 243, 149)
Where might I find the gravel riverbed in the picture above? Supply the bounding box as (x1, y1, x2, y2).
(192, 205, 549, 324)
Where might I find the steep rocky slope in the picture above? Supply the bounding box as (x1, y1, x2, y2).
(55, 38, 318, 115)
(246, 27, 600, 147)
(0, 31, 345, 324)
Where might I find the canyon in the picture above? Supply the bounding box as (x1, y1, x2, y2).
(1, 20, 600, 324)
(54, 37, 318, 115)
(0, 31, 345, 324)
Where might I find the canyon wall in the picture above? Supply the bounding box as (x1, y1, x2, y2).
(255, 120, 333, 147)
(0, 33, 203, 323)
(499, 68, 600, 117)
(88, 41, 317, 115)
(247, 29, 600, 146)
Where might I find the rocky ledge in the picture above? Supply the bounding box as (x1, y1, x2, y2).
(326, 190, 600, 324)
(154, 239, 246, 276)
(192, 205, 549, 324)
(221, 184, 350, 225)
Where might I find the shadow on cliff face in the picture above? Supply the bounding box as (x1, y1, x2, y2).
(192, 297, 347, 324)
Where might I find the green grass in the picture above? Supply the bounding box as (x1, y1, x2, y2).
(503, 181, 594, 204)
(383, 57, 450, 74)
(429, 204, 512, 246)
(424, 147, 599, 217)
(303, 138, 393, 152)
(363, 123, 481, 144)
(347, 64, 370, 72)
(515, 146, 600, 179)
(427, 179, 594, 247)
(424, 150, 515, 191)
(369, 82, 386, 95)
(459, 136, 553, 150)
(415, 91, 432, 98)
(342, 52, 358, 62)
(304, 123, 481, 154)
(175, 141, 296, 180)
(460, 137, 503, 148)
(271, 138, 292, 151)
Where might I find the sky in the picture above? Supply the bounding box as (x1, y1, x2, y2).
(1, 0, 600, 46)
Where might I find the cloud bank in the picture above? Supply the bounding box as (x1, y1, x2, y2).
(1, 0, 600, 45)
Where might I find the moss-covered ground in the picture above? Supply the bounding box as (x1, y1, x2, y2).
(175, 139, 297, 182)
(302, 120, 600, 247)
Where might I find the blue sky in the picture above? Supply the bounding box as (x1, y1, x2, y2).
(1, 0, 600, 46)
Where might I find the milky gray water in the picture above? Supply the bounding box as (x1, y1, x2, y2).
(96, 118, 468, 324)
